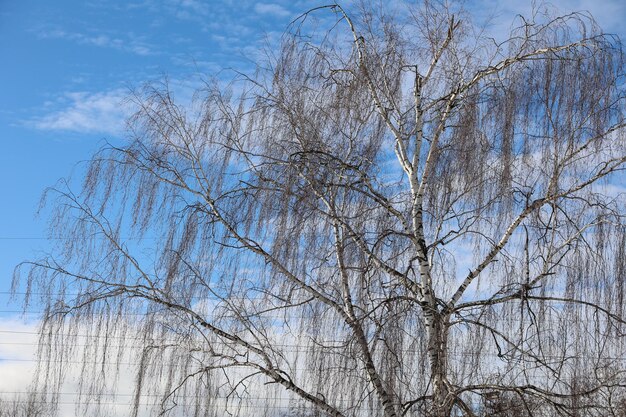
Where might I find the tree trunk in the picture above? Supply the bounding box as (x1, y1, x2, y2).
(427, 310, 452, 417)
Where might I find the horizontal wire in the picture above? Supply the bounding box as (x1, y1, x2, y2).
(0, 392, 364, 403)
(0, 350, 622, 364)
(1, 306, 604, 322)
(0, 392, 391, 410)
(0, 311, 348, 319)
(0, 336, 622, 354)
(0, 399, 340, 408)
(0, 237, 160, 240)
(0, 391, 324, 399)
(1, 292, 281, 300)
(0, 330, 363, 344)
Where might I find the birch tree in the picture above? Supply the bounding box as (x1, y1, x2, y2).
(0, 393, 47, 417)
(14, 1, 626, 416)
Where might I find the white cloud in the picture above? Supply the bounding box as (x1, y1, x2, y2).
(178, 0, 210, 16)
(30, 89, 131, 135)
(469, 0, 626, 43)
(254, 2, 291, 18)
(0, 315, 316, 417)
(546, 0, 626, 33)
(0, 317, 147, 417)
(0, 318, 38, 391)
(39, 29, 154, 56)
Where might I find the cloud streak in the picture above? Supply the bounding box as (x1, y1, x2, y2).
(469, 0, 626, 42)
(254, 3, 291, 18)
(40, 29, 154, 56)
(30, 89, 131, 135)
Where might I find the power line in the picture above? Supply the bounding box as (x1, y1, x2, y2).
(0, 349, 624, 365)
(0, 311, 335, 319)
(0, 392, 383, 409)
(0, 342, 359, 351)
(0, 399, 329, 409)
(0, 329, 351, 344)
(0, 291, 309, 299)
(0, 392, 353, 402)
(0, 237, 159, 240)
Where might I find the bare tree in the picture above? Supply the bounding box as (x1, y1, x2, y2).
(14, 1, 626, 416)
(0, 393, 48, 417)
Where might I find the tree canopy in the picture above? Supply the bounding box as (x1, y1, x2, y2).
(13, 2, 626, 416)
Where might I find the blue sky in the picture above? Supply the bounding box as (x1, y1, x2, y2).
(1, 0, 626, 310)
(0, 0, 314, 311)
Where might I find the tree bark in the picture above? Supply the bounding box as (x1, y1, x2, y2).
(426, 310, 452, 417)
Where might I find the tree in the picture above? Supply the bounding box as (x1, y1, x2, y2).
(14, 1, 626, 416)
(0, 393, 47, 417)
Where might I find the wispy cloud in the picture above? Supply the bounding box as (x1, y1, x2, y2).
(469, 0, 626, 42)
(254, 2, 291, 18)
(550, 0, 626, 32)
(175, 0, 210, 18)
(39, 29, 154, 56)
(0, 319, 37, 391)
(29, 89, 131, 135)
(0, 317, 152, 417)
